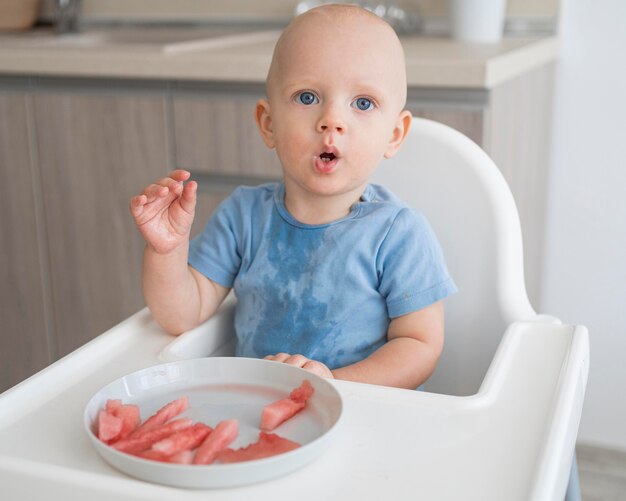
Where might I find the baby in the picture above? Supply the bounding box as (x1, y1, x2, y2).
(130, 4, 456, 389)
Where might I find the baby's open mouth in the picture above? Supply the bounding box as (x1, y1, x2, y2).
(320, 152, 336, 162)
(315, 147, 339, 173)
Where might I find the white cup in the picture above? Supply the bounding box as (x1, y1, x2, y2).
(448, 0, 508, 43)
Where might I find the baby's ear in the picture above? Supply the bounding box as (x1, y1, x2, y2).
(255, 99, 275, 148)
(384, 110, 412, 159)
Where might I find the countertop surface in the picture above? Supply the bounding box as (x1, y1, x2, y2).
(0, 28, 558, 88)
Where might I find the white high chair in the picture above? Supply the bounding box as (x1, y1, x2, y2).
(373, 117, 549, 397)
(158, 117, 588, 500)
(372, 117, 585, 501)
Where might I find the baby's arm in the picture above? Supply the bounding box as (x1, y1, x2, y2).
(333, 301, 445, 388)
(130, 170, 229, 334)
(266, 301, 444, 389)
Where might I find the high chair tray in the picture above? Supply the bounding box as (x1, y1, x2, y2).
(0, 308, 588, 501)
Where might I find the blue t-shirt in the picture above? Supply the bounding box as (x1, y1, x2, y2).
(188, 182, 457, 369)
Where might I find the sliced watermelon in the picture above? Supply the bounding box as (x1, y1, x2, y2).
(193, 419, 239, 465)
(169, 449, 195, 464)
(136, 449, 171, 462)
(132, 396, 189, 435)
(112, 404, 141, 441)
(137, 448, 196, 464)
(217, 432, 300, 464)
(290, 380, 314, 403)
(151, 422, 212, 456)
(105, 399, 122, 414)
(112, 418, 193, 454)
(97, 410, 123, 443)
(261, 398, 305, 431)
(260, 380, 314, 431)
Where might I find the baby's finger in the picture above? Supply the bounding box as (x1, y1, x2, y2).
(143, 183, 170, 202)
(302, 360, 334, 379)
(264, 353, 291, 363)
(169, 169, 192, 182)
(154, 176, 184, 194)
(129, 194, 147, 215)
(283, 354, 310, 368)
(179, 180, 197, 214)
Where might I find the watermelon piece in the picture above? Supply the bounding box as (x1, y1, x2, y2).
(151, 422, 212, 456)
(136, 449, 171, 462)
(290, 380, 314, 403)
(217, 432, 300, 464)
(112, 418, 193, 454)
(261, 399, 305, 431)
(193, 419, 239, 465)
(97, 410, 123, 443)
(105, 399, 122, 414)
(169, 449, 195, 464)
(137, 448, 196, 464)
(112, 404, 141, 441)
(132, 396, 189, 435)
(260, 380, 314, 431)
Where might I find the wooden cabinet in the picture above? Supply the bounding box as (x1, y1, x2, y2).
(0, 80, 171, 392)
(32, 84, 170, 357)
(485, 64, 555, 306)
(172, 86, 281, 180)
(0, 86, 51, 392)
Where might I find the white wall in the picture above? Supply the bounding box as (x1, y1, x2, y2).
(542, 0, 626, 451)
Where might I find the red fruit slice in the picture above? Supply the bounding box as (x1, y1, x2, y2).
(260, 380, 314, 431)
(137, 449, 196, 464)
(97, 410, 123, 443)
(193, 419, 239, 465)
(290, 380, 314, 403)
(260, 398, 305, 431)
(217, 432, 300, 464)
(136, 449, 171, 462)
(112, 418, 193, 454)
(133, 396, 189, 435)
(105, 399, 122, 414)
(169, 449, 195, 464)
(151, 422, 212, 456)
(112, 404, 141, 441)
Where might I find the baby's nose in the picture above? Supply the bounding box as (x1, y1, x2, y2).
(316, 104, 346, 133)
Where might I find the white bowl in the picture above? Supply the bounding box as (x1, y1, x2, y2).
(84, 357, 343, 488)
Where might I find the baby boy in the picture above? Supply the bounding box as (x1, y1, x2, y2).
(130, 4, 456, 389)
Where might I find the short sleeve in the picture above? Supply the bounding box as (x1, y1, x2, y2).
(188, 191, 243, 288)
(377, 208, 457, 318)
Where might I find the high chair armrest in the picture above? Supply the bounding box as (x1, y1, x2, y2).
(475, 320, 589, 501)
(157, 294, 237, 362)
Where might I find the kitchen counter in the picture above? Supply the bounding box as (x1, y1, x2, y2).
(0, 28, 558, 88)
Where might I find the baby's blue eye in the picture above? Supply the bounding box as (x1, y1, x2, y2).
(353, 97, 374, 111)
(296, 92, 318, 105)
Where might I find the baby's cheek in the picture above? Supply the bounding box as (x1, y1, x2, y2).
(275, 136, 310, 165)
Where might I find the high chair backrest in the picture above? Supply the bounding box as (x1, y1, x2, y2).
(370, 118, 537, 396)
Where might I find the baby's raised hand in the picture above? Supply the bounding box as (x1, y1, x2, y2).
(264, 353, 334, 379)
(130, 169, 197, 254)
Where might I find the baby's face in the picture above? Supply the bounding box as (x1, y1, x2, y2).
(257, 6, 410, 203)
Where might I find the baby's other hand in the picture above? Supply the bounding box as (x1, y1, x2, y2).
(264, 353, 334, 379)
(130, 169, 197, 254)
